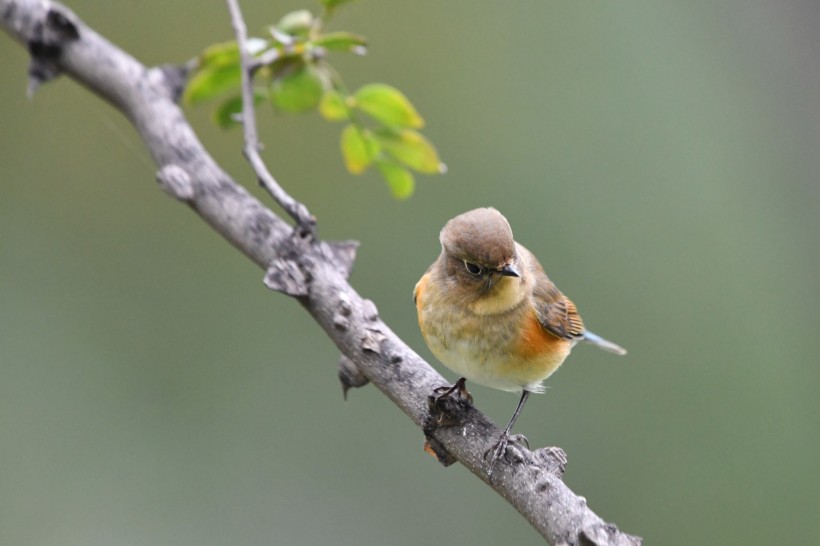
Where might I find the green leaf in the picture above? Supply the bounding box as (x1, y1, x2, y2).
(353, 83, 424, 128)
(199, 41, 240, 67)
(186, 38, 270, 105)
(199, 38, 268, 67)
(341, 124, 379, 174)
(376, 160, 415, 199)
(319, 90, 349, 121)
(270, 63, 325, 113)
(276, 10, 314, 37)
(376, 128, 444, 174)
(213, 90, 266, 129)
(213, 95, 244, 129)
(184, 62, 242, 105)
(312, 32, 367, 54)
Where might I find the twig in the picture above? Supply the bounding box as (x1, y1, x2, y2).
(226, 0, 316, 237)
(0, 1, 641, 544)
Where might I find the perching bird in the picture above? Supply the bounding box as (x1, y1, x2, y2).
(414, 207, 626, 471)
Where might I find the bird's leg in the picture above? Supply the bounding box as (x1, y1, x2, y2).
(433, 377, 473, 404)
(485, 390, 531, 475)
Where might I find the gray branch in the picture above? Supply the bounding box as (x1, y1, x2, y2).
(0, 1, 641, 544)
(225, 0, 315, 234)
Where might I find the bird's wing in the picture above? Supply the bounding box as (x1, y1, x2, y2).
(519, 243, 585, 341)
(534, 287, 586, 341)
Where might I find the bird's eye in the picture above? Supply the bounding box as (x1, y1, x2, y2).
(463, 261, 483, 276)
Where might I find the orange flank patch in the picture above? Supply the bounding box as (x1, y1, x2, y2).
(413, 273, 429, 309)
(516, 308, 570, 360)
(413, 273, 430, 316)
(414, 273, 430, 332)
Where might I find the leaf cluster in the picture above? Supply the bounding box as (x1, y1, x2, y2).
(185, 0, 445, 198)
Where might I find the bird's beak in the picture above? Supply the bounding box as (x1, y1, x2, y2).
(499, 263, 520, 277)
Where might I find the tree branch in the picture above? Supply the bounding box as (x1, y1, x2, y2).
(0, 1, 641, 544)
(225, 0, 315, 235)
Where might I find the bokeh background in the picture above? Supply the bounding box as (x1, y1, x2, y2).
(2, 1, 819, 544)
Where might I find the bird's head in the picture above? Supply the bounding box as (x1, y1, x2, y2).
(438, 208, 523, 306)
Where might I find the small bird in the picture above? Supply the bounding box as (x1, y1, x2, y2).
(414, 207, 626, 471)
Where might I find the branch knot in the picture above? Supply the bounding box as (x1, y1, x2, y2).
(26, 6, 79, 95)
(263, 256, 308, 296)
(156, 164, 194, 201)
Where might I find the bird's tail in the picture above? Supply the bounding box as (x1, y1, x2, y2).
(583, 331, 627, 355)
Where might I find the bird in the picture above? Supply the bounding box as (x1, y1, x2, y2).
(414, 207, 626, 472)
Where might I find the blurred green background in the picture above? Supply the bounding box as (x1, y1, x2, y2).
(2, 1, 819, 544)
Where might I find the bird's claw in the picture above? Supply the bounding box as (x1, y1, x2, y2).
(485, 432, 530, 476)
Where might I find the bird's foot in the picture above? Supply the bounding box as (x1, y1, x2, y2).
(485, 432, 529, 477)
(433, 377, 473, 405)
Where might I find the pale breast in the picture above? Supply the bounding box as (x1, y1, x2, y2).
(417, 280, 570, 393)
